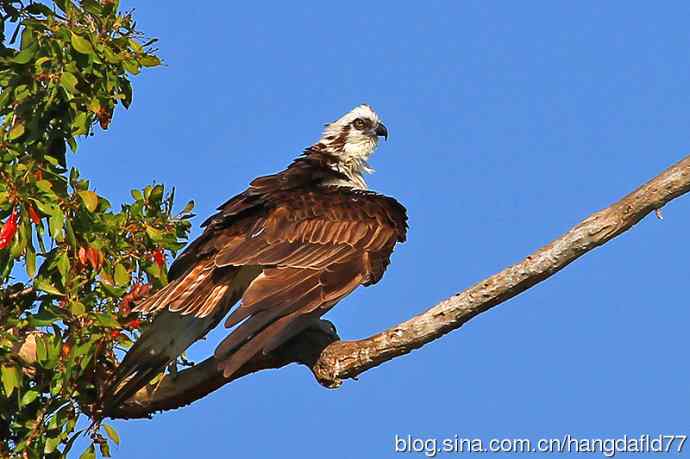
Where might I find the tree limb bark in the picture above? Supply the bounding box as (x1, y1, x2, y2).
(110, 155, 690, 419)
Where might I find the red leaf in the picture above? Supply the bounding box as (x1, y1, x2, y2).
(97, 108, 112, 130)
(152, 249, 165, 269)
(0, 208, 18, 249)
(78, 246, 88, 266)
(27, 204, 41, 225)
(86, 247, 104, 270)
(120, 296, 132, 316)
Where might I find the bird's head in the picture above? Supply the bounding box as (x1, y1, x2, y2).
(318, 104, 388, 163)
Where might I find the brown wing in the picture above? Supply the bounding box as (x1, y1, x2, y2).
(134, 184, 406, 378)
(212, 189, 407, 377)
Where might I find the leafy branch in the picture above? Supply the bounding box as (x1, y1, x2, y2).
(0, 1, 191, 457)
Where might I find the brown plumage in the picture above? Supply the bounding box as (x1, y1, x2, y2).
(101, 104, 406, 414)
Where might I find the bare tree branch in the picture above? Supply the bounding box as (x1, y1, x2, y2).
(109, 320, 340, 419)
(110, 154, 690, 419)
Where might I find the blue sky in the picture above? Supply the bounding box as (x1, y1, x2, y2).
(72, 1, 690, 457)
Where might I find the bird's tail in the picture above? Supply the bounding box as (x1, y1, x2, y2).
(100, 311, 219, 416)
(100, 264, 250, 416)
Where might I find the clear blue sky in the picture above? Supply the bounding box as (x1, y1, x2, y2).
(73, 1, 690, 457)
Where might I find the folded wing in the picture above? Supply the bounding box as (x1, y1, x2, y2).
(210, 190, 407, 377)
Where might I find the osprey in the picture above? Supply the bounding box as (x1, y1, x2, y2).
(102, 105, 407, 413)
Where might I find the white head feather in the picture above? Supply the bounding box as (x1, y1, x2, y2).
(316, 104, 387, 189)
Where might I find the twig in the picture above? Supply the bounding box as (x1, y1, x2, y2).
(7, 286, 34, 301)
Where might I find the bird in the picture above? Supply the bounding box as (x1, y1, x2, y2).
(101, 104, 407, 414)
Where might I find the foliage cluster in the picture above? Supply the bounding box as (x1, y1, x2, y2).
(0, 1, 191, 456)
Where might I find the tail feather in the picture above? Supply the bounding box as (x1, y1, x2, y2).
(101, 356, 168, 416)
(101, 311, 216, 415)
(101, 266, 256, 416)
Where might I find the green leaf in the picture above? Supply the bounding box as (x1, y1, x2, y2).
(73, 340, 93, 358)
(103, 423, 120, 445)
(36, 336, 47, 362)
(56, 250, 70, 284)
(1, 365, 20, 396)
(34, 199, 59, 217)
(14, 84, 31, 102)
(44, 155, 60, 166)
(150, 184, 164, 203)
(81, 0, 103, 16)
(123, 59, 140, 75)
(129, 38, 143, 54)
(60, 71, 79, 93)
(70, 32, 94, 55)
(30, 305, 62, 326)
(98, 440, 111, 458)
(93, 313, 121, 328)
(35, 179, 54, 192)
(44, 436, 61, 454)
(34, 56, 51, 69)
(182, 199, 195, 214)
(8, 123, 25, 140)
(103, 46, 121, 63)
(50, 376, 63, 394)
(114, 263, 129, 286)
(20, 389, 39, 406)
(65, 218, 78, 247)
(67, 136, 78, 152)
(144, 260, 165, 282)
(13, 41, 38, 64)
(0, 90, 10, 111)
(11, 221, 27, 257)
(79, 445, 96, 459)
(78, 190, 98, 212)
(35, 277, 64, 296)
(25, 243, 36, 278)
(145, 225, 163, 241)
(49, 212, 65, 240)
(120, 78, 132, 108)
(140, 54, 161, 67)
(20, 27, 34, 49)
(88, 98, 101, 113)
(25, 3, 54, 16)
(69, 301, 86, 316)
(72, 112, 90, 136)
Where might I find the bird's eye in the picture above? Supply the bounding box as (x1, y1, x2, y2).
(353, 118, 366, 130)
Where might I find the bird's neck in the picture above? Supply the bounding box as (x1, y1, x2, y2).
(304, 143, 372, 190)
(330, 157, 370, 190)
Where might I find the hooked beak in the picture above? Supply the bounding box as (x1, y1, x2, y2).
(375, 122, 388, 141)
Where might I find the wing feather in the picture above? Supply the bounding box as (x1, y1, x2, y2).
(136, 188, 406, 378)
(216, 259, 366, 377)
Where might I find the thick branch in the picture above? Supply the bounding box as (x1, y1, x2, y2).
(111, 155, 690, 419)
(109, 320, 340, 419)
